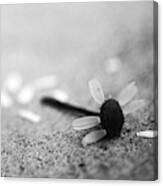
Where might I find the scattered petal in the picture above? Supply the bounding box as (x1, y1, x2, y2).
(1, 91, 13, 108)
(18, 109, 41, 123)
(51, 89, 69, 102)
(117, 81, 138, 106)
(17, 85, 35, 104)
(72, 116, 100, 130)
(136, 130, 158, 138)
(105, 57, 122, 74)
(34, 75, 58, 90)
(88, 79, 105, 105)
(82, 129, 107, 146)
(123, 99, 146, 115)
(4, 72, 23, 93)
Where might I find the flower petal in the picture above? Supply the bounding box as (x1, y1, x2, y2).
(123, 99, 146, 115)
(72, 116, 100, 130)
(136, 130, 158, 138)
(88, 79, 105, 104)
(18, 109, 41, 123)
(82, 129, 107, 146)
(117, 81, 138, 106)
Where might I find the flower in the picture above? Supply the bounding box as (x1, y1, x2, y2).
(72, 78, 146, 146)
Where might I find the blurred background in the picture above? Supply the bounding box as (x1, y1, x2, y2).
(1, 2, 154, 103)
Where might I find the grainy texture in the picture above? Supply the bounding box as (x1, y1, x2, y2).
(1, 2, 157, 180)
(1, 99, 157, 179)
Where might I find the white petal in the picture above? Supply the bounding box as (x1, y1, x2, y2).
(4, 72, 23, 93)
(123, 99, 146, 115)
(136, 130, 158, 138)
(117, 81, 138, 106)
(34, 75, 58, 90)
(18, 109, 41, 123)
(88, 79, 104, 104)
(17, 85, 35, 104)
(72, 116, 100, 130)
(82, 129, 107, 146)
(1, 91, 13, 108)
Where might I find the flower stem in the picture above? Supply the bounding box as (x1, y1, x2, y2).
(40, 97, 99, 116)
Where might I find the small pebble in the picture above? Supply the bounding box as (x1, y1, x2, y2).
(105, 57, 122, 74)
(136, 130, 158, 138)
(34, 75, 58, 90)
(18, 109, 41, 123)
(1, 91, 13, 108)
(51, 89, 69, 102)
(17, 85, 35, 104)
(3, 72, 23, 93)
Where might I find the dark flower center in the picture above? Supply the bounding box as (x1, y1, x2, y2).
(100, 98, 124, 138)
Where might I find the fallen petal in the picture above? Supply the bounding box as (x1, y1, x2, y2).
(18, 109, 41, 123)
(88, 79, 105, 105)
(117, 81, 138, 106)
(136, 130, 158, 138)
(82, 129, 107, 146)
(123, 99, 146, 115)
(72, 116, 100, 130)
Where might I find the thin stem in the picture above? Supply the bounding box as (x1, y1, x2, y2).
(40, 97, 100, 116)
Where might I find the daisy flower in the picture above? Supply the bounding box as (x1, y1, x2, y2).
(72, 78, 146, 146)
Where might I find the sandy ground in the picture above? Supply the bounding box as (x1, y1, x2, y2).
(1, 84, 157, 180)
(1, 2, 157, 180)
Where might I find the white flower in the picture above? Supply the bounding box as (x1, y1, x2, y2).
(72, 78, 146, 146)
